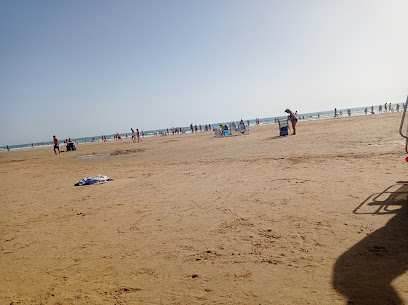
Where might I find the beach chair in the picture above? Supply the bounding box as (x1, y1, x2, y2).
(238, 122, 250, 134)
(214, 129, 224, 138)
(278, 119, 290, 136)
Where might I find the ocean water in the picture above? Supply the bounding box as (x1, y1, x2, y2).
(0, 104, 403, 152)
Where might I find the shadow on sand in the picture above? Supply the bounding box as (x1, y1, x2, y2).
(265, 135, 288, 140)
(333, 183, 408, 304)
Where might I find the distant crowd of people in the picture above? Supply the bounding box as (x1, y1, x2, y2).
(5, 102, 406, 153)
(333, 103, 402, 118)
(189, 124, 213, 133)
(375, 102, 400, 114)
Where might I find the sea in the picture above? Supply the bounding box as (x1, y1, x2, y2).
(0, 104, 402, 152)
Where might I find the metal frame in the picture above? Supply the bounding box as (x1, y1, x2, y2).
(399, 95, 408, 139)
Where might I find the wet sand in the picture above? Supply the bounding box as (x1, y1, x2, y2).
(1, 112, 407, 304)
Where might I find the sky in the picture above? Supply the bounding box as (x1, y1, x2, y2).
(1, 0, 408, 145)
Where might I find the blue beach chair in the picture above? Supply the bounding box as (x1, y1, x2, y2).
(278, 119, 289, 136)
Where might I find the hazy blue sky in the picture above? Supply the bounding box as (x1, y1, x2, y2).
(1, 0, 407, 145)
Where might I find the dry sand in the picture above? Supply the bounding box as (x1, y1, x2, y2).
(1, 112, 408, 305)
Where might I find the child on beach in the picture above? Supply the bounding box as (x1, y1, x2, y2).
(285, 109, 297, 135)
(53, 136, 60, 155)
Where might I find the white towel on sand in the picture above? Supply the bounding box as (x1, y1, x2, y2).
(75, 175, 114, 186)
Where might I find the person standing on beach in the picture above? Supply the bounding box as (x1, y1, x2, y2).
(371, 105, 374, 114)
(6, 145, 10, 151)
(285, 109, 297, 135)
(334, 108, 338, 118)
(384, 103, 387, 113)
(53, 136, 60, 155)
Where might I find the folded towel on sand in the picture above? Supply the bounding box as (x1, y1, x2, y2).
(75, 175, 114, 186)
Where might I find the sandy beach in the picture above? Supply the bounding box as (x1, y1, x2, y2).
(1, 112, 407, 305)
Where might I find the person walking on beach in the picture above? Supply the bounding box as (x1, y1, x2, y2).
(371, 105, 374, 114)
(285, 109, 297, 135)
(136, 129, 142, 142)
(53, 136, 60, 155)
(384, 103, 387, 113)
(334, 108, 338, 118)
(6, 145, 10, 152)
(131, 128, 136, 143)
